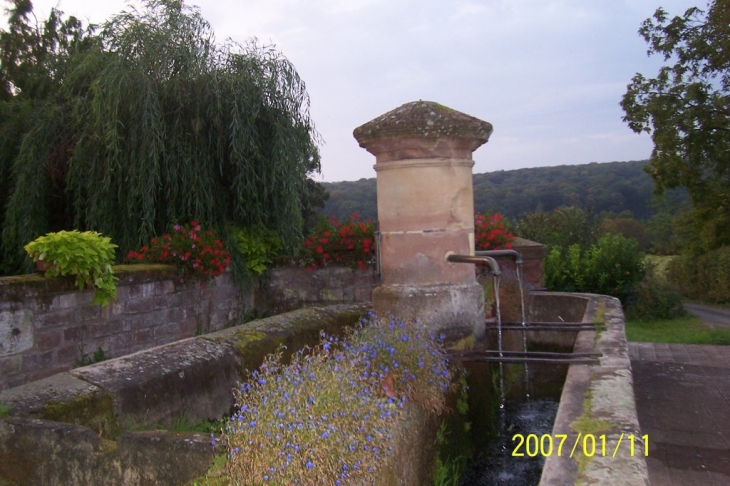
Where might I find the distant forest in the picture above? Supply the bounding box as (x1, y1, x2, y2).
(320, 160, 689, 222)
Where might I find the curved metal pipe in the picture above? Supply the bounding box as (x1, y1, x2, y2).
(446, 253, 501, 275)
(475, 249, 522, 264)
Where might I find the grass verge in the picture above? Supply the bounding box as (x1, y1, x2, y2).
(626, 315, 730, 345)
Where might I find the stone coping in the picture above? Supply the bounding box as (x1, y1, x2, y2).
(539, 292, 650, 485)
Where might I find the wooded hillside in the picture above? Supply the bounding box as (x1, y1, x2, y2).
(321, 160, 689, 222)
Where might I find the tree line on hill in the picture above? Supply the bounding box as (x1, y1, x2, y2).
(320, 160, 690, 225)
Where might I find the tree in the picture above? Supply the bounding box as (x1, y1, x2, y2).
(1, 0, 321, 274)
(621, 0, 730, 251)
(598, 211, 651, 251)
(515, 206, 596, 249)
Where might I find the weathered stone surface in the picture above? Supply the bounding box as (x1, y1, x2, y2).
(372, 284, 482, 343)
(0, 309, 33, 356)
(353, 100, 493, 162)
(71, 337, 239, 428)
(0, 372, 103, 417)
(0, 417, 221, 486)
(205, 303, 370, 373)
(355, 101, 490, 339)
(540, 295, 650, 485)
(116, 431, 219, 485)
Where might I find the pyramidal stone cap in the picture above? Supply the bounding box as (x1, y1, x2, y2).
(353, 100, 493, 162)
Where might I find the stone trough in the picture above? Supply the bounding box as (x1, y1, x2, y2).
(0, 292, 648, 485)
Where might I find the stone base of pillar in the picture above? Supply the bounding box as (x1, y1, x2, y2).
(372, 283, 485, 343)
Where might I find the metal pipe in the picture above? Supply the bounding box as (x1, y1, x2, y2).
(475, 249, 523, 264)
(446, 253, 501, 275)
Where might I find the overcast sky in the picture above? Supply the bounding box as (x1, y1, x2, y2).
(18, 0, 703, 181)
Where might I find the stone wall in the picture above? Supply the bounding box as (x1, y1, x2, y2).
(256, 259, 380, 314)
(0, 263, 378, 392)
(0, 243, 543, 392)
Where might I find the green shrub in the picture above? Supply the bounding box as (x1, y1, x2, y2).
(231, 227, 282, 276)
(24, 230, 118, 306)
(625, 266, 685, 321)
(667, 246, 730, 303)
(545, 234, 645, 302)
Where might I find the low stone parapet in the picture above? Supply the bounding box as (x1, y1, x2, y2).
(0, 263, 378, 391)
(0, 303, 370, 485)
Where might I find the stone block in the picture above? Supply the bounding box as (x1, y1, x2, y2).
(0, 309, 34, 356)
(35, 328, 63, 349)
(36, 308, 76, 328)
(21, 350, 54, 374)
(372, 283, 483, 342)
(55, 343, 80, 365)
(63, 324, 89, 343)
(128, 282, 157, 300)
(50, 293, 83, 311)
(124, 298, 157, 315)
(0, 354, 22, 380)
(70, 337, 240, 428)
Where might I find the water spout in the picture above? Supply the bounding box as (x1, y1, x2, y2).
(446, 253, 501, 275)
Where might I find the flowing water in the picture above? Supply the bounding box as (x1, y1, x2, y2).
(439, 258, 567, 485)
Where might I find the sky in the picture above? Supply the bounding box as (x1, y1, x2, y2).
(14, 0, 705, 182)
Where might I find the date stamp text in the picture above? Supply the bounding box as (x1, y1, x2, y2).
(511, 433, 649, 458)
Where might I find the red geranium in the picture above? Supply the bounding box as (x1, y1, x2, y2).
(302, 214, 376, 270)
(125, 222, 231, 279)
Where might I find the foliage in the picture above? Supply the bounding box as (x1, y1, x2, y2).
(433, 374, 470, 486)
(1, 0, 320, 275)
(301, 213, 376, 270)
(24, 230, 118, 306)
(621, 0, 730, 251)
(220, 313, 451, 485)
(624, 265, 685, 321)
(320, 161, 690, 224)
(125, 221, 230, 279)
(667, 246, 730, 303)
(474, 212, 514, 250)
(598, 212, 651, 251)
(516, 206, 596, 248)
(544, 234, 645, 302)
(626, 315, 730, 345)
(645, 202, 695, 255)
(230, 226, 282, 276)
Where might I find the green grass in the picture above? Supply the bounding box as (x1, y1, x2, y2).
(626, 315, 730, 345)
(123, 414, 222, 434)
(0, 401, 9, 419)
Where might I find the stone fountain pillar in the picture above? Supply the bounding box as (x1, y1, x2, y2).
(353, 101, 493, 341)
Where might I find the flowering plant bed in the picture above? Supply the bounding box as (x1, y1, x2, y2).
(210, 313, 452, 485)
(302, 214, 376, 271)
(125, 221, 230, 279)
(474, 212, 514, 250)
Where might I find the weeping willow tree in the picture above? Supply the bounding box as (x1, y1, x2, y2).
(1, 0, 320, 274)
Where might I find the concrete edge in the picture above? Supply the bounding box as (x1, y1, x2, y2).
(540, 294, 650, 486)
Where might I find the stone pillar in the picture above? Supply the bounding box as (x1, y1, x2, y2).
(353, 101, 493, 341)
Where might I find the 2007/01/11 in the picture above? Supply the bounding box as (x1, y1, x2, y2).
(512, 433, 649, 458)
